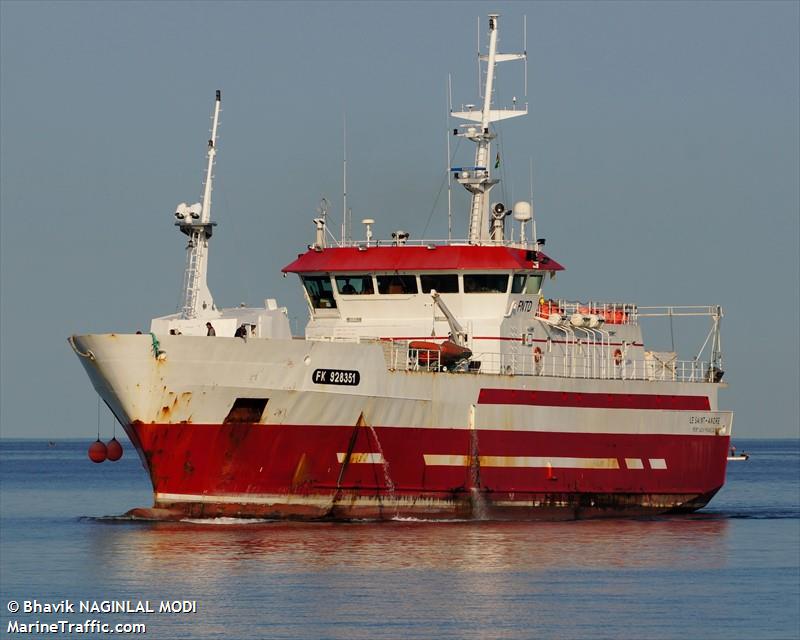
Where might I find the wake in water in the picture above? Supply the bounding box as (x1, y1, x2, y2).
(181, 517, 276, 525)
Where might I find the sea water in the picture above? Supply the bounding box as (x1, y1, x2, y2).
(0, 439, 797, 639)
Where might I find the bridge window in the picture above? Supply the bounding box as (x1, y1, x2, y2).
(335, 275, 374, 295)
(301, 275, 337, 309)
(464, 274, 509, 293)
(420, 274, 459, 293)
(526, 274, 543, 294)
(511, 274, 527, 293)
(377, 275, 418, 294)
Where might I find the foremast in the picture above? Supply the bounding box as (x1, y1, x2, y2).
(452, 14, 527, 244)
(175, 90, 222, 320)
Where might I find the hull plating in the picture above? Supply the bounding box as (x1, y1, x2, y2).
(127, 421, 728, 521)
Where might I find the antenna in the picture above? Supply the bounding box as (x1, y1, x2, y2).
(201, 89, 221, 225)
(313, 197, 330, 249)
(342, 112, 347, 245)
(476, 16, 481, 98)
(361, 218, 374, 246)
(530, 156, 538, 251)
(524, 15, 528, 97)
(447, 74, 453, 241)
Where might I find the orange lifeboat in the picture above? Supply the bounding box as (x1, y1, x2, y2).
(409, 340, 472, 367)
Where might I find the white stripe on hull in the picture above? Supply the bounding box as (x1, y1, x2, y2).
(423, 455, 620, 469)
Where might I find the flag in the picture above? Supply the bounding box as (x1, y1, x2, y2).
(494, 152, 501, 169)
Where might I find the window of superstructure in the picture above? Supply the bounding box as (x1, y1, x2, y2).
(420, 274, 459, 293)
(301, 275, 337, 309)
(526, 274, 543, 295)
(464, 274, 510, 294)
(376, 275, 418, 295)
(335, 275, 374, 295)
(511, 274, 527, 294)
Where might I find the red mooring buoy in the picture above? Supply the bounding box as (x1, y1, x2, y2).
(106, 437, 123, 462)
(88, 439, 107, 463)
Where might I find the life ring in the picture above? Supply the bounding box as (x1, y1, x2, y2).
(613, 348, 623, 366)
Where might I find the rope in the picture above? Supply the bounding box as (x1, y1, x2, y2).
(150, 332, 161, 358)
(421, 137, 462, 238)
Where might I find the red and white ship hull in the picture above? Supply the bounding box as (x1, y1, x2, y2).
(72, 334, 732, 520)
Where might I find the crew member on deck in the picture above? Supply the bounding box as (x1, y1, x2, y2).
(206, 322, 216, 336)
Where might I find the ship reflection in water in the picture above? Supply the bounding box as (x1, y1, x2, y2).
(96, 517, 731, 573)
(81, 517, 737, 638)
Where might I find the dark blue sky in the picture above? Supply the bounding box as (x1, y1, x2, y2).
(1, 1, 798, 437)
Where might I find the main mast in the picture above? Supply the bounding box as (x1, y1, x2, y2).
(175, 90, 222, 320)
(451, 14, 526, 244)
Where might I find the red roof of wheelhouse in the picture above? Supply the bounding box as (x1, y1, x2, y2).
(281, 245, 565, 273)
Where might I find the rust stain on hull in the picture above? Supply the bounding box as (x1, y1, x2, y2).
(158, 391, 193, 423)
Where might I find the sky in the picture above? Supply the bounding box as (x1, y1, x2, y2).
(1, 0, 798, 438)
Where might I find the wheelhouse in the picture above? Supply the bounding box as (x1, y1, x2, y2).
(283, 244, 564, 343)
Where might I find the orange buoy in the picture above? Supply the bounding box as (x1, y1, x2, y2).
(88, 439, 107, 463)
(106, 437, 123, 462)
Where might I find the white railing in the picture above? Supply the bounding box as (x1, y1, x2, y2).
(637, 305, 722, 318)
(380, 340, 720, 383)
(330, 237, 540, 250)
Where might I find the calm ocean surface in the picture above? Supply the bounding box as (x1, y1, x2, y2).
(0, 438, 798, 639)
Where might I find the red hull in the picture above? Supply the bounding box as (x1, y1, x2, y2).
(124, 421, 729, 521)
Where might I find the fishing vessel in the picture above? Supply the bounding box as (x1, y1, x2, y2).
(69, 14, 733, 520)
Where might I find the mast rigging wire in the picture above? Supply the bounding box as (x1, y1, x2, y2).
(421, 137, 463, 238)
